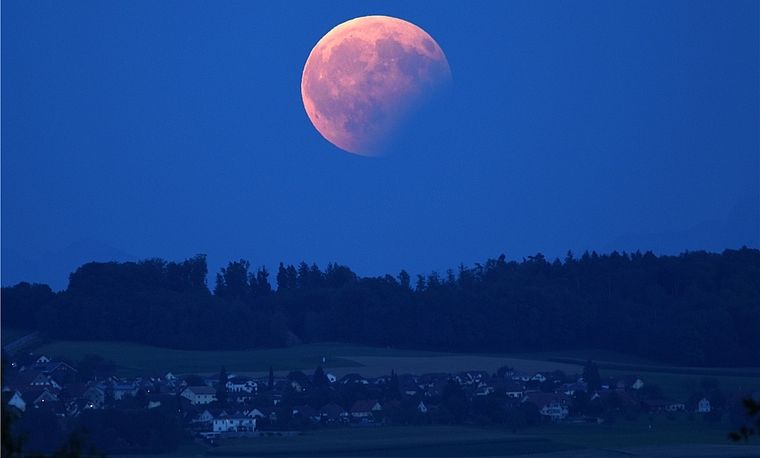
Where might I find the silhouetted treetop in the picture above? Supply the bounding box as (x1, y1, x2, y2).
(2, 247, 757, 366)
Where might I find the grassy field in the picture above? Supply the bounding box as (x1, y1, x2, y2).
(30, 341, 376, 376)
(19, 338, 760, 398)
(597, 369, 760, 402)
(526, 411, 739, 448)
(511, 349, 668, 367)
(1, 327, 35, 347)
(26, 339, 584, 377)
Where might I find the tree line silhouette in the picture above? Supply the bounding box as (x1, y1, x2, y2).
(2, 247, 758, 367)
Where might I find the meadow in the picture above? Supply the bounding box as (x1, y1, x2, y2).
(28, 339, 583, 379)
(27, 338, 759, 401)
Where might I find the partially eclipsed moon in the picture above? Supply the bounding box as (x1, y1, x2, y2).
(301, 16, 452, 156)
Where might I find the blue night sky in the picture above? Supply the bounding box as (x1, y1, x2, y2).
(3, 1, 758, 291)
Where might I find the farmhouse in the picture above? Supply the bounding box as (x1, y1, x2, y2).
(522, 392, 570, 421)
(181, 386, 217, 405)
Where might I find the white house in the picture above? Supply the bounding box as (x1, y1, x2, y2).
(181, 386, 217, 405)
(212, 415, 256, 432)
(416, 401, 428, 413)
(5, 390, 26, 411)
(698, 398, 711, 413)
(226, 376, 258, 394)
(522, 393, 570, 421)
(539, 399, 568, 421)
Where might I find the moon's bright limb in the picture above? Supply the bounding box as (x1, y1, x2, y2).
(301, 16, 452, 156)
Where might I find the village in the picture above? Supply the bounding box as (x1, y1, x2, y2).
(4, 351, 741, 447)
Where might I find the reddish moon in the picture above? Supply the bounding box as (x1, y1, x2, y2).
(301, 16, 452, 156)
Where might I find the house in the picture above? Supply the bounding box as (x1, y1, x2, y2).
(9, 370, 59, 389)
(226, 376, 258, 394)
(69, 398, 98, 416)
(158, 378, 185, 396)
(192, 409, 216, 427)
(522, 392, 570, 421)
(473, 386, 494, 396)
(290, 380, 305, 392)
(21, 387, 59, 409)
(666, 402, 685, 412)
(509, 371, 532, 382)
(540, 399, 569, 421)
(350, 399, 382, 419)
(562, 380, 588, 395)
(318, 402, 349, 423)
(641, 399, 668, 413)
(3, 390, 26, 412)
(589, 389, 633, 409)
(403, 380, 420, 396)
(212, 414, 256, 432)
(698, 397, 711, 413)
(245, 408, 266, 419)
(292, 405, 320, 422)
(44, 400, 68, 417)
(112, 383, 137, 400)
(62, 385, 101, 409)
(423, 379, 448, 397)
(416, 401, 428, 413)
(339, 373, 369, 386)
(624, 375, 644, 390)
(181, 386, 217, 405)
(602, 376, 642, 391)
(419, 373, 449, 385)
(146, 394, 170, 409)
(16, 354, 51, 371)
(504, 381, 525, 399)
(34, 361, 78, 385)
(246, 407, 276, 422)
(80, 385, 106, 408)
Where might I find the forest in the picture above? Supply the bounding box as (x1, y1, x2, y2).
(2, 247, 758, 368)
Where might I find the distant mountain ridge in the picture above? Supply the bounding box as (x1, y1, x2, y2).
(1, 238, 137, 291)
(605, 192, 759, 256)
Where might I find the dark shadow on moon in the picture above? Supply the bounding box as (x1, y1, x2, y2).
(374, 82, 455, 158)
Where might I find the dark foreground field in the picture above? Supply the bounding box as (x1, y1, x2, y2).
(166, 422, 760, 458)
(206, 426, 576, 457)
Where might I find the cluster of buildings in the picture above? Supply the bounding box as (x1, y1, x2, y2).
(2, 353, 732, 439)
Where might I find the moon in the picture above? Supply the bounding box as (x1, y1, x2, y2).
(301, 16, 452, 156)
